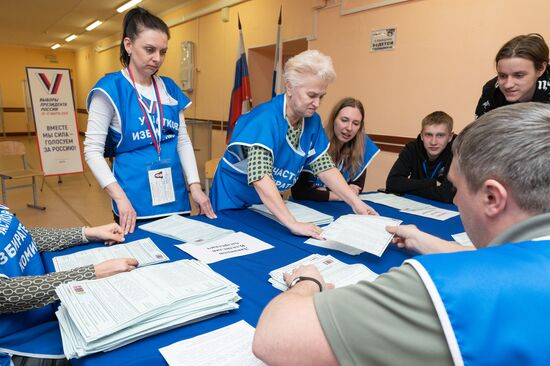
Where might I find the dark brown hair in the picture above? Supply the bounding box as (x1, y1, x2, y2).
(495, 33, 549, 70)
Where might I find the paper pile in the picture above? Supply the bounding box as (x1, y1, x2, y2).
(249, 201, 333, 226)
(306, 214, 402, 257)
(55, 260, 240, 358)
(269, 254, 378, 291)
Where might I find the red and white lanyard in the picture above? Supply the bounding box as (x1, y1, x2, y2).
(127, 67, 165, 158)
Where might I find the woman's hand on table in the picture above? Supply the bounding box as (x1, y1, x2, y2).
(189, 183, 217, 219)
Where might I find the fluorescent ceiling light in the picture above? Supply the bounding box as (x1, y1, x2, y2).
(65, 34, 78, 42)
(86, 20, 103, 31)
(116, 0, 142, 13)
(51, 43, 61, 50)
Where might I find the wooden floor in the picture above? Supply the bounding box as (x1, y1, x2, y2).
(1, 135, 121, 228)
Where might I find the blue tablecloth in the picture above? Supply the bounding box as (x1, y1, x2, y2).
(40, 194, 464, 365)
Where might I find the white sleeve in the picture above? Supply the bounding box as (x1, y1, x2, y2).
(177, 110, 201, 185)
(83, 92, 118, 188)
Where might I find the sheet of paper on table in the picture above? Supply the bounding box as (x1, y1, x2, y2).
(53, 238, 168, 272)
(452, 232, 475, 247)
(159, 320, 265, 366)
(139, 214, 234, 244)
(176, 231, 273, 264)
(360, 192, 460, 221)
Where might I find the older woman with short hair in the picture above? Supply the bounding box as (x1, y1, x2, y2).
(211, 50, 376, 239)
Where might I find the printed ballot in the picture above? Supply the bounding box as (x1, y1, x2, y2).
(249, 201, 333, 226)
(176, 232, 273, 264)
(306, 214, 402, 257)
(269, 254, 378, 291)
(360, 192, 460, 221)
(159, 321, 265, 366)
(53, 238, 168, 271)
(55, 260, 240, 359)
(139, 214, 234, 244)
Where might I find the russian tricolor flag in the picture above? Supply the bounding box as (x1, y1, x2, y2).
(272, 7, 284, 97)
(226, 15, 252, 144)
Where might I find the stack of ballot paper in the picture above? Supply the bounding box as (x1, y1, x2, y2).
(55, 260, 240, 359)
(306, 214, 402, 257)
(269, 254, 379, 291)
(249, 201, 333, 226)
(139, 215, 234, 244)
(52, 238, 169, 272)
(360, 192, 460, 221)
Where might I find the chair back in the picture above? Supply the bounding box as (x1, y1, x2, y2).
(0, 141, 26, 157)
(205, 158, 221, 180)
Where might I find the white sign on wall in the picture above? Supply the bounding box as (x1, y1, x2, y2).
(371, 27, 397, 52)
(26, 67, 83, 176)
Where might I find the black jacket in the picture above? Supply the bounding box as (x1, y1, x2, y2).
(475, 68, 550, 118)
(386, 135, 456, 203)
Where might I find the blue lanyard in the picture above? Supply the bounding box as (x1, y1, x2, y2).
(423, 160, 443, 179)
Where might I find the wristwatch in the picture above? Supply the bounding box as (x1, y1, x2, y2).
(288, 276, 323, 292)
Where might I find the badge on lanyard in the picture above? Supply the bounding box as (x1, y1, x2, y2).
(128, 68, 175, 206)
(148, 160, 176, 206)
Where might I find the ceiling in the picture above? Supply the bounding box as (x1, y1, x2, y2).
(0, 0, 193, 50)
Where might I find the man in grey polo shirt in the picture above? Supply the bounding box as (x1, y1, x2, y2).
(252, 102, 550, 366)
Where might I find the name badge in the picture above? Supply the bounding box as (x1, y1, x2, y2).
(148, 160, 175, 206)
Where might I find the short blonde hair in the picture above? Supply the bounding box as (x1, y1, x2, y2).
(284, 50, 336, 88)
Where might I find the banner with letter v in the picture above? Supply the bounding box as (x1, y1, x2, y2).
(26, 67, 83, 176)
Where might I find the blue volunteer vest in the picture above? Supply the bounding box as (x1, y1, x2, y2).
(407, 240, 550, 366)
(210, 94, 330, 210)
(304, 134, 379, 188)
(0, 206, 64, 361)
(87, 71, 192, 219)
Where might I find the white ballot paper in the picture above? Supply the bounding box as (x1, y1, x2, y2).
(316, 214, 402, 257)
(360, 192, 460, 221)
(399, 207, 460, 221)
(176, 232, 273, 264)
(55, 260, 240, 359)
(159, 320, 265, 366)
(139, 215, 234, 244)
(53, 238, 168, 272)
(249, 201, 333, 226)
(269, 254, 378, 291)
(452, 232, 475, 247)
(304, 238, 364, 256)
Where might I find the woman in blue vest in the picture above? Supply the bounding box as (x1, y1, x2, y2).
(0, 205, 136, 366)
(84, 7, 214, 235)
(291, 97, 379, 201)
(211, 50, 377, 239)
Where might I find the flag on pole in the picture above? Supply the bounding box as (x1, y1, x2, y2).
(226, 14, 252, 144)
(272, 7, 284, 97)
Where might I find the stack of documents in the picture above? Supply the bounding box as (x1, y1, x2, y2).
(249, 201, 333, 225)
(139, 215, 234, 244)
(360, 192, 460, 221)
(55, 260, 240, 359)
(306, 214, 402, 257)
(52, 238, 169, 271)
(269, 254, 378, 291)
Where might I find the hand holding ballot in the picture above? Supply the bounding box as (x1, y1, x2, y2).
(94, 258, 139, 279)
(386, 224, 473, 254)
(283, 265, 334, 291)
(84, 223, 125, 244)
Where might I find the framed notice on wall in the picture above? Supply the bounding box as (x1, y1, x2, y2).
(25, 67, 84, 176)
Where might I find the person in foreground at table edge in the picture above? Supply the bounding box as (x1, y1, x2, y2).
(385, 111, 456, 203)
(291, 97, 379, 201)
(210, 50, 377, 239)
(84, 7, 215, 235)
(476, 33, 550, 118)
(253, 102, 550, 365)
(0, 205, 137, 366)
